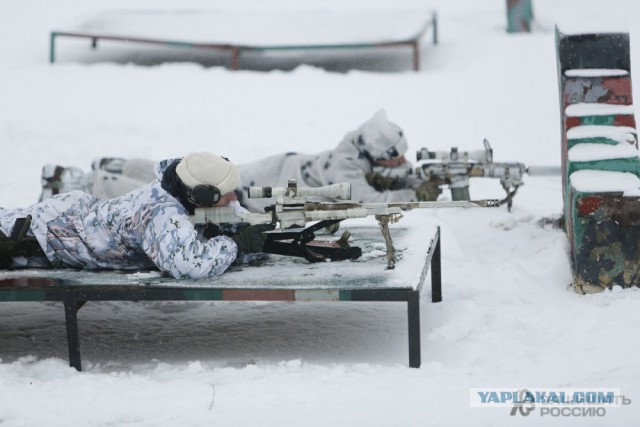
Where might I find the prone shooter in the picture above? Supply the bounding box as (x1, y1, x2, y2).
(191, 179, 498, 269)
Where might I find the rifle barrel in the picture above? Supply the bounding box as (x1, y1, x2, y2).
(526, 165, 561, 176)
(367, 199, 500, 209)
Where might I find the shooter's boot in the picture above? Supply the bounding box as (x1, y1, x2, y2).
(91, 157, 126, 174)
(39, 165, 92, 201)
(39, 164, 65, 201)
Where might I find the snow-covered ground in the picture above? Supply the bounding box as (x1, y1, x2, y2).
(1, 0, 640, 425)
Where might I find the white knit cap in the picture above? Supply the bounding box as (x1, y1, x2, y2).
(176, 152, 240, 195)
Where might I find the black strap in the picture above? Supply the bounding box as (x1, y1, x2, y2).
(11, 216, 31, 240)
(0, 229, 10, 269)
(263, 239, 362, 262)
(262, 220, 363, 263)
(0, 215, 46, 269)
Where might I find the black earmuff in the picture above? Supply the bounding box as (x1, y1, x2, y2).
(186, 184, 221, 207)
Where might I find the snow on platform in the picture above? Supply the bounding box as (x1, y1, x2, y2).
(565, 103, 635, 117)
(566, 124, 637, 140)
(570, 169, 640, 193)
(55, 9, 434, 48)
(564, 68, 629, 78)
(568, 142, 639, 161)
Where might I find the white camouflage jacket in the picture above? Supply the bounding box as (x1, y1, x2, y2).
(238, 111, 420, 212)
(0, 159, 240, 279)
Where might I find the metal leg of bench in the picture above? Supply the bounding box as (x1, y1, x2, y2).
(49, 32, 56, 64)
(412, 41, 421, 71)
(431, 236, 442, 303)
(432, 11, 439, 45)
(230, 47, 241, 70)
(63, 294, 82, 371)
(407, 290, 421, 368)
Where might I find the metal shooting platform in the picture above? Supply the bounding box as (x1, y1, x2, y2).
(49, 9, 438, 70)
(0, 226, 441, 370)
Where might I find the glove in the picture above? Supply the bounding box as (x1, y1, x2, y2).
(232, 223, 274, 255)
(202, 223, 222, 239)
(366, 172, 404, 192)
(202, 222, 247, 239)
(415, 180, 442, 201)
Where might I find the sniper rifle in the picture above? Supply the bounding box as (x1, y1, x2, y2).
(191, 180, 499, 269)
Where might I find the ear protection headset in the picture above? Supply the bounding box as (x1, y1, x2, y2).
(176, 155, 234, 207)
(182, 182, 222, 207)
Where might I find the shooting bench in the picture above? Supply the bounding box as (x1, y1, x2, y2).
(49, 9, 438, 71)
(0, 226, 441, 371)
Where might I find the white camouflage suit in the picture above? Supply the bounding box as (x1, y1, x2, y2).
(87, 110, 420, 212)
(1, 159, 241, 279)
(238, 110, 420, 212)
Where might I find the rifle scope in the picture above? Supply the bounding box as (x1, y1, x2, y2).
(248, 182, 352, 201)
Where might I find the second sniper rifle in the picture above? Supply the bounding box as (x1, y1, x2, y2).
(191, 180, 499, 269)
(416, 139, 561, 210)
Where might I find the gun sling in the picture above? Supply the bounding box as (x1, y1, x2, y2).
(263, 220, 363, 262)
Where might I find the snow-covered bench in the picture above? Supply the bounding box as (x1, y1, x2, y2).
(49, 9, 438, 71)
(0, 226, 441, 370)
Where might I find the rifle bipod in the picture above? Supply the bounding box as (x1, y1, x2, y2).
(262, 220, 362, 263)
(375, 214, 399, 270)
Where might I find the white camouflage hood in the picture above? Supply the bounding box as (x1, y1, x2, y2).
(354, 109, 408, 160)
